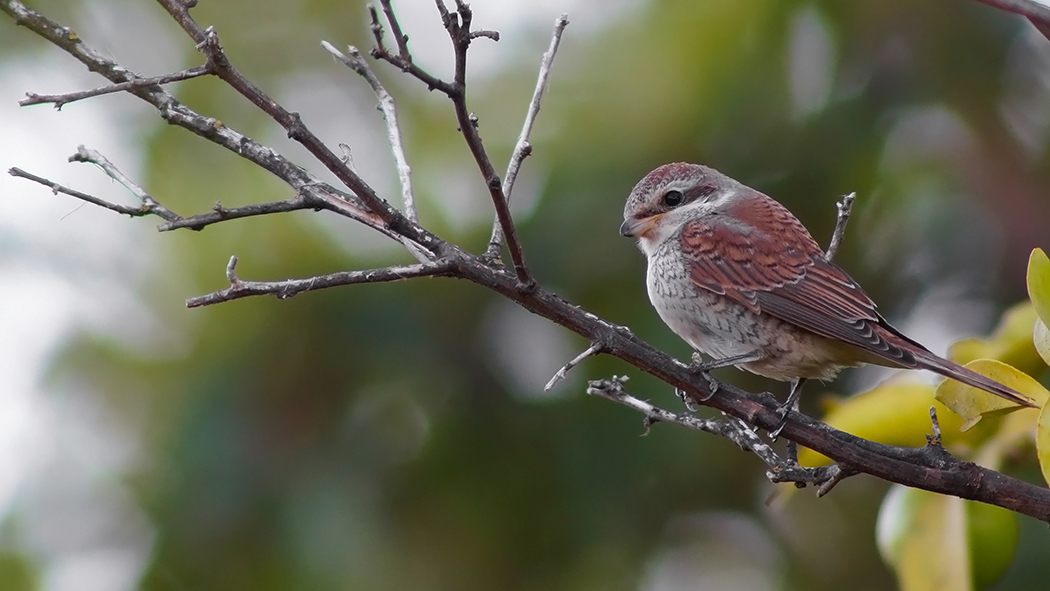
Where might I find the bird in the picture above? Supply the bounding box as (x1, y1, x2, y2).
(620, 162, 1037, 431)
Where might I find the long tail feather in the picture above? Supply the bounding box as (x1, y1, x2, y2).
(915, 351, 1037, 408)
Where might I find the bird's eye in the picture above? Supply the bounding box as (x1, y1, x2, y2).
(662, 190, 683, 207)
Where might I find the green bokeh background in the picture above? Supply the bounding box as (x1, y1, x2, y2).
(3, 0, 1050, 589)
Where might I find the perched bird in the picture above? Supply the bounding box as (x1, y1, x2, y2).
(620, 162, 1036, 426)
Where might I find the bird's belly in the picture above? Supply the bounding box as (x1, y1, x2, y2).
(646, 253, 856, 381)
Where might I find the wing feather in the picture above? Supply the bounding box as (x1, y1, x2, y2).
(679, 192, 923, 367)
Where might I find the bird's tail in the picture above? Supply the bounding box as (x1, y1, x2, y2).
(914, 351, 1038, 408)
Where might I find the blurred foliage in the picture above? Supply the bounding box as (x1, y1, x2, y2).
(4, 0, 1050, 590)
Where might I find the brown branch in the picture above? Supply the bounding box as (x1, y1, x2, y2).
(19, 64, 211, 109)
(4, 0, 1050, 522)
(370, 0, 531, 286)
(187, 257, 456, 308)
(153, 0, 441, 254)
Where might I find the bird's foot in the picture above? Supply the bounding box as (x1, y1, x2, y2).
(769, 404, 791, 440)
(674, 387, 699, 411)
(769, 378, 806, 441)
(687, 351, 761, 373)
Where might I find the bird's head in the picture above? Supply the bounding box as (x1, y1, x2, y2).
(620, 162, 737, 256)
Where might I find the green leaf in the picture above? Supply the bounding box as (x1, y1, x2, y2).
(877, 486, 1018, 591)
(877, 485, 972, 591)
(934, 359, 1048, 430)
(1027, 248, 1050, 327)
(1037, 400, 1050, 488)
(1035, 318, 1050, 368)
(966, 500, 1018, 589)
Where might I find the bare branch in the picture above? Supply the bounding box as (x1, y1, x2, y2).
(587, 377, 856, 491)
(11, 147, 383, 236)
(68, 145, 182, 221)
(9, 166, 152, 218)
(824, 192, 855, 262)
(154, 1, 443, 255)
(545, 340, 601, 391)
(6, 0, 1050, 522)
(367, 3, 456, 94)
(20, 64, 211, 109)
(928, 406, 942, 445)
(368, 0, 532, 285)
(322, 41, 416, 223)
(187, 259, 455, 308)
(486, 14, 569, 259)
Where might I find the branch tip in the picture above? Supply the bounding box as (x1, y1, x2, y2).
(545, 342, 603, 391)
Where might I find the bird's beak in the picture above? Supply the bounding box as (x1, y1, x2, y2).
(620, 214, 661, 238)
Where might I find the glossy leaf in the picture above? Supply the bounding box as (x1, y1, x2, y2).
(934, 359, 1049, 430)
(1038, 400, 1050, 488)
(1028, 248, 1050, 327)
(877, 485, 1018, 591)
(1035, 318, 1050, 368)
(877, 485, 971, 591)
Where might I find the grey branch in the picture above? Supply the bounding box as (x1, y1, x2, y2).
(322, 41, 417, 224)
(586, 377, 854, 492)
(8, 166, 154, 218)
(20, 64, 211, 109)
(545, 340, 601, 391)
(187, 258, 455, 308)
(486, 14, 569, 258)
(824, 192, 855, 262)
(68, 145, 182, 221)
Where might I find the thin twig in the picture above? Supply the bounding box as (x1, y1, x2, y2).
(825, 192, 855, 262)
(9, 167, 152, 217)
(369, 0, 531, 284)
(545, 340, 601, 391)
(486, 14, 569, 259)
(68, 145, 181, 221)
(20, 64, 211, 109)
(928, 406, 942, 446)
(322, 41, 416, 223)
(187, 259, 455, 308)
(367, 3, 455, 94)
(587, 377, 853, 491)
(155, 1, 443, 256)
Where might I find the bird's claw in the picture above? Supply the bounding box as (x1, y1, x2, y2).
(769, 404, 791, 440)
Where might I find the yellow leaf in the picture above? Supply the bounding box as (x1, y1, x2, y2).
(934, 359, 1048, 431)
(876, 485, 972, 591)
(1035, 318, 1050, 368)
(799, 380, 964, 466)
(1028, 248, 1050, 326)
(1037, 401, 1050, 487)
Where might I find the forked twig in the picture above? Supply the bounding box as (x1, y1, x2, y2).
(486, 14, 569, 259)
